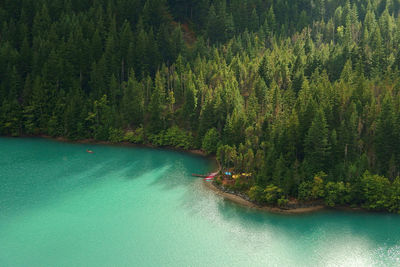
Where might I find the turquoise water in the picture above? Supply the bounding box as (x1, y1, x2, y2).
(0, 138, 399, 267)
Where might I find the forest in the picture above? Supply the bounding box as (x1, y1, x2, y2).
(1, 0, 400, 212)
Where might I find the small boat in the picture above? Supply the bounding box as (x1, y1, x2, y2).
(204, 172, 218, 180)
(193, 172, 218, 180)
(86, 149, 94, 154)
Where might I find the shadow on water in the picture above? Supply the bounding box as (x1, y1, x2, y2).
(148, 152, 213, 190)
(214, 199, 400, 247)
(0, 137, 214, 217)
(0, 138, 158, 216)
(0, 160, 137, 217)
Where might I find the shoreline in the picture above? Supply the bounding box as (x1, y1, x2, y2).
(0, 134, 207, 157)
(203, 180, 326, 214)
(2, 135, 370, 215)
(40, 135, 313, 214)
(41, 135, 213, 158)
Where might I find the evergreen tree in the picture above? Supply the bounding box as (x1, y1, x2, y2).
(148, 72, 165, 133)
(122, 72, 144, 128)
(202, 128, 219, 155)
(304, 109, 331, 177)
(375, 94, 395, 175)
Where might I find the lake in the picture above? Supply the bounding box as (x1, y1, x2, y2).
(0, 138, 399, 266)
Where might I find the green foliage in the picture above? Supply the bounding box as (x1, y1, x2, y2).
(388, 177, 400, 214)
(298, 181, 313, 201)
(264, 184, 287, 207)
(214, 176, 222, 186)
(277, 197, 289, 208)
(147, 132, 165, 147)
(324, 181, 350, 207)
(163, 126, 194, 149)
(123, 128, 145, 144)
(202, 128, 219, 155)
(233, 178, 248, 192)
(147, 126, 193, 149)
(122, 73, 144, 127)
(248, 186, 264, 203)
(304, 110, 330, 176)
(88, 95, 112, 141)
(375, 94, 396, 175)
(148, 72, 166, 133)
(360, 171, 391, 211)
(109, 128, 124, 143)
(298, 172, 326, 201)
(217, 145, 237, 169)
(312, 173, 326, 199)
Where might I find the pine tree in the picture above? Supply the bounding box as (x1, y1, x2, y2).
(148, 71, 165, 133)
(206, 4, 219, 43)
(122, 71, 144, 128)
(371, 26, 384, 76)
(249, 8, 259, 32)
(32, 3, 51, 38)
(202, 128, 220, 155)
(89, 95, 112, 141)
(304, 108, 331, 177)
(120, 20, 134, 82)
(375, 94, 395, 174)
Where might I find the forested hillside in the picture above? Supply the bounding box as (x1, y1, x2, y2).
(1, 0, 400, 212)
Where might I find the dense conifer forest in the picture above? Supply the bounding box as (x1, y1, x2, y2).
(1, 0, 400, 212)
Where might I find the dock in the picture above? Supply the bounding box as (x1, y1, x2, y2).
(192, 172, 218, 181)
(192, 174, 208, 178)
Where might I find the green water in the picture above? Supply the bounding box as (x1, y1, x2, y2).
(0, 138, 399, 267)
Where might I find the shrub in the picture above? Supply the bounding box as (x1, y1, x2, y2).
(123, 127, 144, 144)
(388, 177, 400, 213)
(248, 186, 264, 203)
(361, 171, 391, 211)
(311, 172, 326, 199)
(298, 181, 313, 201)
(109, 128, 124, 143)
(233, 178, 248, 191)
(148, 131, 164, 146)
(277, 197, 289, 207)
(163, 126, 193, 149)
(324, 181, 349, 207)
(264, 184, 284, 205)
(298, 172, 326, 201)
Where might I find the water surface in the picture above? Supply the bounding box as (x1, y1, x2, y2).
(0, 138, 399, 266)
